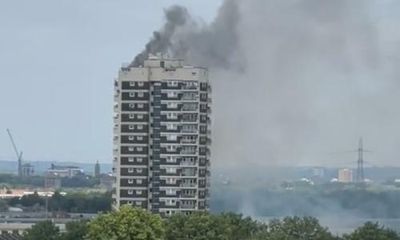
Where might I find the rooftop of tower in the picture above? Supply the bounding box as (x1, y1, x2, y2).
(122, 53, 206, 72)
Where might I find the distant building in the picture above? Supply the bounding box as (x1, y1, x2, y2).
(113, 55, 212, 216)
(338, 168, 353, 183)
(312, 167, 325, 178)
(44, 175, 62, 189)
(94, 161, 101, 178)
(21, 163, 34, 177)
(46, 164, 83, 178)
(100, 173, 114, 191)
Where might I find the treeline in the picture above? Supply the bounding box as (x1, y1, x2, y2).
(211, 185, 400, 218)
(0, 174, 44, 187)
(21, 206, 400, 240)
(0, 173, 99, 188)
(4, 191, 111, 213)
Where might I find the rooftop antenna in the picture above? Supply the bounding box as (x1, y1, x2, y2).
(6, 129, 23, 177)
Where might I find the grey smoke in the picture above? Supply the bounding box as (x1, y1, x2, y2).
(132, 0, 400, 168)
(130, 5, 189, 67)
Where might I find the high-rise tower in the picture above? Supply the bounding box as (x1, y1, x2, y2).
(112, 55, 211, 216)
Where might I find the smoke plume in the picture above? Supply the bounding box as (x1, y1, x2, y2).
(132, 0, 400, 168)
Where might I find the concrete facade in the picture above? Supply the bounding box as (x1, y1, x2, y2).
(112, 55, 211, 217)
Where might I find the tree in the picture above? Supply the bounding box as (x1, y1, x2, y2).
(86, 205, 164, 240)
(217, 213, 261, 240)
(343, 222, 400, 240)
(265, 216, 336, 240)
(165, 212, 225, 240)
(165, 212, 260, 240)
(23, 221, 60, 240)
(60, 220, 88, 240)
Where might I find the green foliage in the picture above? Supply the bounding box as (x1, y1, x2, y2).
(60, 220, 88, 240)
(343, 222, 400, 240)
(22, 221, 60, 240)
(49, 191, 111, 213)
(0, 174, 44, 187)
(20, 211, 400, 240)
(6, 191, 111, 213)
(61, 175, 99, 188)
(0, 174, 99, 188)
(86, 205, 164, 240)
(265, 216, 336, 240)
(165, 212, 260, 240)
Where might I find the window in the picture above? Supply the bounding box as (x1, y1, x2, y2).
(128, 168, 134, 173)
(137, 157, 143, 163)
(167, 135, 177, 141)
(167, 91, 177, 98)
(128, 190, 133, 195)
(137, 136, 143, 141)
(166, 189, 176, 195)
(129, 125, 134, 130)
(166, 178, 176, 184)
(128, 157, 134, 162)
(167, 145, 177, 151)
(167, 124, 177, 130)
(138, 92, 144, 97)
(128, 147, 134, 152)
(136, 190, 142, 195)
(129, 81, 135, 87)
(137, 147, 143, 151)
(129, 103, 135, 108)
(167, 112, 178, 119)
(138, 82, 144, 87)
(129, 114, 135, 119)
(135, 201, 141, 206)
(129, 92, 135, 97)
(167, 81, 178, 87)
(128, 136, 134, 141)
(137, 114, 143, 119)
(137, 125, 143, 130)
(137, 103, 144, 109)
(136, 168, 143, 173)
(128, 179, 134, 184)
(136, 179, 143, 184)
(166, 156, 176, 163)
(167, 102, 178, 108)
(127, 200, 133, 205)
(166, 167, 176, 174)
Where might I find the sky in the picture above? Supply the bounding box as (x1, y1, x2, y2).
(0, 0, 223, 163)
(1, 0, 400, 168)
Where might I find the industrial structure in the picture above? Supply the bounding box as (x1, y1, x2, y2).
(6, 129, 34, 177)
(356, 138, 366, 183)
(94, 161, 101, 178)
(112, 55, 211, 216)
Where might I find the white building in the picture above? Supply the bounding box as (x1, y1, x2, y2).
(338, 168, 353, 183)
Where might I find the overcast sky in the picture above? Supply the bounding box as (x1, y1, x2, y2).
(1, 1, 400, 168)
(0, 0, 223, 163)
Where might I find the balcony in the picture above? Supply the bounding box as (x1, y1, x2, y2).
(181, 139, 197, 144)
(181, 93, 198, 101)
(180, 183, 197, 188)
(180, 193, 196, 199)
(182, 84, 198, 90)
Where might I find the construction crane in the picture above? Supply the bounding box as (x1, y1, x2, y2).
(6, 129, 23, 177)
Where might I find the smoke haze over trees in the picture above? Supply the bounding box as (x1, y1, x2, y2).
(132, 0, 400, 167)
